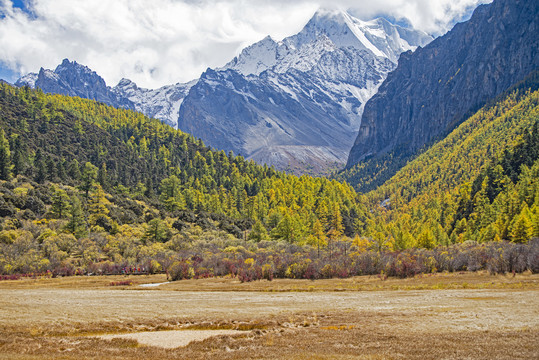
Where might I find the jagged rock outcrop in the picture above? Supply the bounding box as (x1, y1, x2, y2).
(14, 59, 193, 128)
(347, 0, 539, 168)
(17, 59, 134, 109)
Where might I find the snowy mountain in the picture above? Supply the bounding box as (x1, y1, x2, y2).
(179, 9, 431, 174)
(15, 9, 431, 174)
(14, 73, 37, 88)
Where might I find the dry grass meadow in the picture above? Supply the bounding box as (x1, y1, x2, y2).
(0, 271, 538, 359)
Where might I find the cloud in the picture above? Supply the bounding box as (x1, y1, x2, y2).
(0, 0, 491, 88)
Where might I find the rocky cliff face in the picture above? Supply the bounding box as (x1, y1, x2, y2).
(14, 59, 194, 128)
(179, 48, 396, 174)
(347, 0, 539, 168)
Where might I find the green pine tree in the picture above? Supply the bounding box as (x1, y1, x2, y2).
(0, 128, 12, 180)
(248, 220, 269, 242)
(510, 205, 533, 243)
(97, 162, 108, 190)
(80, 162, 98, 198)
(68, 159, 82, 181)
(65, 195, 86, 238)
(144, 218, 168, 244)
(51, 186, 70, 219)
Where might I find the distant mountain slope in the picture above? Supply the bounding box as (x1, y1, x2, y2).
(15, 9, 430, 175)
(346, 0, 539, 188)
(112, 78, 196, 128)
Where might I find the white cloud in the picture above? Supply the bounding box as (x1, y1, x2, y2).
(0, 0, 491, 88)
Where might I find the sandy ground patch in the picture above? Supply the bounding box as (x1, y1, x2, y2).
(99, 329, 246, 348)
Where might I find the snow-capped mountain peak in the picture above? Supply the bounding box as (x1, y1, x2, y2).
(293, 9, 387, 57)
(14, 72, 38, 88)
(291, 9, 432, 62)
(224, 36, 279, 76)
(55, 58, 89, 74)
(224, 9, 432, 77)
(112, 78, 197, 129)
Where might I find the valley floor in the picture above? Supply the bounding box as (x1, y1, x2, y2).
(0, 272, 538, 359)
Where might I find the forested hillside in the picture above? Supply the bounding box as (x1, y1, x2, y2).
(0, 83, 371, 277)
(0, 82, 537, 280)
(361, 86, 539, 249)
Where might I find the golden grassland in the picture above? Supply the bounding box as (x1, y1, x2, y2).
(0, 272, 538, 359)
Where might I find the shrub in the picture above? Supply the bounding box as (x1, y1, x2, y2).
(22, 196, 46, 215)
(149, 259, 162, 274)
(0, 198, 15, 217)
(172, 219, 188, 231)
(168, 260, 194, 281)
(261, 263, 274, 281)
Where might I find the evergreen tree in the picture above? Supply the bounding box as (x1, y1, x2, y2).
(88, 184, 110, 227)
(144, 176, 155, 198)
(248, 220, 268, 242)
(159, 175, 184, 211)
(312, 219, 326, 257)
(50, 186, 70, 219)
(97, 162, 108, 190)
(271, 212, 295, 242)
(68, 159, 82, 181)
(271, 211, 304, 243)
(10, 135, 26, 177)
(417, 226, 436, 249)
(80, 162, 98, 198)
(510, 205, 533, 243)
(65, 195, 86, 238)
(144, 218, 168, 243)
(531, 204, 539, 238)
(327, 203, 344, 240)
(45, 155, 57, 181)
(34, 157, 47, 184)
(0, 128, 12, 180)
(57, 158, 67, 181)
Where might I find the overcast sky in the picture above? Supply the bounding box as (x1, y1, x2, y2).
(0, 0, 491, 88)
